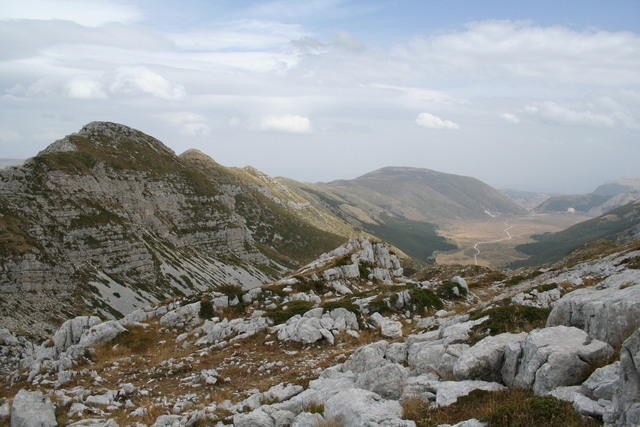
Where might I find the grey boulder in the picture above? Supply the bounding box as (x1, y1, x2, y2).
(10, 389, 57, 427)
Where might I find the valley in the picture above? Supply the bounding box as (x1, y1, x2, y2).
(435, 213, 591, 267)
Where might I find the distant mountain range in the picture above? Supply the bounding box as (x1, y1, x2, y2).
(501, 188, 552, 210)
(534, 178, 640, 217)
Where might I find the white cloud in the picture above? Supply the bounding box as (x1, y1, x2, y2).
(110, 67, 185, 100)
(67, 78, 107, 99)
(0, 0, 141, 26)
(398, 20, 640, 87)
(416, 112, 459, 130)
(170, 20, 307, 51)
(501, 113, 520, 123)
(259, 115, 312, 133)
(524, 102, 617, 127)
(159, 112, 210, 136)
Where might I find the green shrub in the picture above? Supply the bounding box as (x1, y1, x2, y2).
(410, 287, 443, 311)
(292, 280, 326, 294)
(368, 296, 391, 314)
(437, 281, 468, 299)
(321, 300, 360, 315)
(266, 300, 315, 324)
(535, 283, 558, 293)
(199, 297, 215, 320)
(216, 283, 244, 300)
(358, 262, 373, 279)
(468, 304, 551, 344)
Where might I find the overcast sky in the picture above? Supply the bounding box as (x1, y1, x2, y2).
(1, 0, 639, 193)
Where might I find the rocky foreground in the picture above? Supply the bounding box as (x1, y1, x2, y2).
(1, 238, 639, 426)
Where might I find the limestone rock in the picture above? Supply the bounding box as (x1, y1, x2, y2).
(78, 321, 126, 347)
(604, 328, 640, 426)
(355, 363, 408, 399)
(547, 283, 640, 347)
(324, 388, 414, 427)
(52, 316, 101, 354)
(159, 302, 202, 328)
(343, 341, 388, 374)
(453, 333, 527, 382)
(10, 389, 57, 427)
(581, 362, 620, 401)
(502, 326, 614, 395)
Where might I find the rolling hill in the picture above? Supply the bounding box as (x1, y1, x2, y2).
(513, 200, 640, 267)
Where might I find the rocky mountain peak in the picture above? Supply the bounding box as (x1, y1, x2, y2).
(38, 121, 176, 158)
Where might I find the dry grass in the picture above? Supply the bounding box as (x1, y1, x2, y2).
(403, 389, 601, 427)
(315, 416, 345, 427)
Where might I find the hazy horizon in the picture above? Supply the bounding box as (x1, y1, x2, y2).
(1, 0, 639, 194)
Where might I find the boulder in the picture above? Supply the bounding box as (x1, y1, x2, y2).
(324, 388, 414, 426)
(453, 333, 527, 382)
(78, 321, 126, 347)
(381, 320, 403, 339)
(343, 341, 388, 374)
(548, 386, 607, 419)
(385, 342, 408, 364)
(546, 283, 640, 347)
(581, 362, 620, 401)
(233, 409, 275, 427)
(408, 341, 468, 378)
(355, 363, 408, 399)
(159, 302, 201, 327)
(502, 326, 614, 395)
(151, 415, 188, 426)
(604, 328, 640, 426)
(52, 316, 101, 354)
(10, 389, 57, 427)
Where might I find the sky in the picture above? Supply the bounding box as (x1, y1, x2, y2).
(0, 0, 639, 193)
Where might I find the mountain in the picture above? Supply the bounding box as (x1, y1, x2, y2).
(282, 167, 525, 261)
(501, 188, 551, 210)
(0, 122, 345, 337)
(535, 177, 640, 216)
(513, 199, 640, 267)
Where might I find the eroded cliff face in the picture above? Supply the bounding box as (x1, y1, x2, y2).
(0, 122, 344, 337)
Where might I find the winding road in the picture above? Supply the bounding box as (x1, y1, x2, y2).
(473, 222, 513, 265)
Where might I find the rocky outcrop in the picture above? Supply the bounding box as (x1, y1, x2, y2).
(273, 308, 359, 345)
(546, 282, 640, 347)
(604, 328, 640, 426)
(503, 326, 613, 395)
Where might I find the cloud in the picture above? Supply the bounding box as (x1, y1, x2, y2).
(416, 112, 459, 130)
(169, 20, 307, 51)
(110, 67, 185, 100)
(523, 102, 617, 127)
(159, 112, 210, 136)
(398, 20, 640, 87)
(259, 115, 312, 133)
(0, 0, 141, 26)
(501, 113, 520, 123)
(335, 30, 364, 51)
(66, 78, 107, 99)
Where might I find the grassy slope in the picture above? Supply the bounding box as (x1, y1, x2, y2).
(512, 201, 640, 267)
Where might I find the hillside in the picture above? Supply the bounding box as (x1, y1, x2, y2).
(0, 122, 345, 337)
(281, 167, 525, 262)
(513, 200, 640, 267)
(1, 236, 638, 426)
